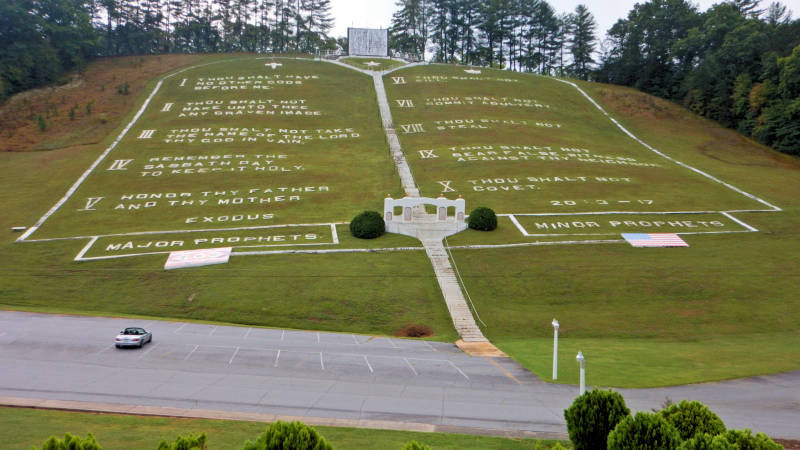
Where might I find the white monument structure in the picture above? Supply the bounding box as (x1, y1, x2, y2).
(383, 195, 467, 239)
(348, 28, 389, 57)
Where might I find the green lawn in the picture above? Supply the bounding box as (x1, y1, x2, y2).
(0, 407, 565, 450)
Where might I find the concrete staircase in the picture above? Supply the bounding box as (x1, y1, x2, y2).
(422, 237, 487, 342)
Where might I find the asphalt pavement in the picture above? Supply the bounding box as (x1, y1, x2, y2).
(0, 311, 797, 439)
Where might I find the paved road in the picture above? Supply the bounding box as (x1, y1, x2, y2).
(0, 311, 798, 439)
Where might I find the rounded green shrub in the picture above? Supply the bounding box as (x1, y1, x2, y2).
(157, 432, 207, 449)
(607, 412, 681, 450)
(401, 441, 432, 450)
(349, 210, 385, 239)
(677, 433, 738, 450)
(242, 420, 333, 450)
(722, 429, 782, 450)
(39, 432, 101, 450)
(467, 206, 497, 231)
(564, 389, 631, 450)
(659, 400, 726, 441)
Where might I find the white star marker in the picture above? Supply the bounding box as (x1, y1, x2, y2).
(365, 61, 381, 67)
(464, 69, 482, 74)
(265, 62, 283, 69)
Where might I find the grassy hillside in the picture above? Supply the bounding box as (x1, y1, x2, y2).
(1, 55, 798, 386)
(383, 63, 799, 386)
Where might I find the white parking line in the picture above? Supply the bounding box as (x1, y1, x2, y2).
(209, 326, 218, 336)
(351, 334, 360, 345)
(184, 345, 199, 361)
(424, 341, 437, 352)
(448, 360, 469, 380)
(389, 339, 399, 349)
(364, 355, 374, 373)
(316, 332, 320, 344)
(174, 323, 186, 334)
(404, 358, 418, 376)
(274, 350, 281, 367)
(281, 330, 285, 341)
(320, 352, 325, 370)
(137, 343, 158, 360)
(95, 345, 113, 355)
(228, 346, 240, 365)
(243, 328, 252, 339)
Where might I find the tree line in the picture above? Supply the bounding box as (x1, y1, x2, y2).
(389, 0, 799, 154)
(596, 0, 799, 154)
(0, 0, 335, 103)
(390, 0, 598, 79)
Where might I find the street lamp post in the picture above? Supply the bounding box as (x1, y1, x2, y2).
(576, 351, 586, 395)
(552, 319, 559, 380)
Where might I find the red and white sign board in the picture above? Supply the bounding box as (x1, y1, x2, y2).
(164, 247, 232, 270)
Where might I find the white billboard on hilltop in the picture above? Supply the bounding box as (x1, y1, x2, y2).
(348, 28, 389, 57)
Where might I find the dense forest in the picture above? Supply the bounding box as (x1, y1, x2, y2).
(1, 0, 797, 153)
(0, 0, 334, 102)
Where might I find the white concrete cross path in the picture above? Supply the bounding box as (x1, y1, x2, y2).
(370, 68, 487, 343)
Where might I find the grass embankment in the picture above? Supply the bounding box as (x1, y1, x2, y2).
(0, 407, 565, 449)
(0, 54, 457, 341)
(0, 54, 211, 152)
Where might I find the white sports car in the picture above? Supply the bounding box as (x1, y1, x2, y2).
(115, 327, 152, 348)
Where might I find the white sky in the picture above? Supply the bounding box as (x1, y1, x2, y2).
(330, 0, 800, 40)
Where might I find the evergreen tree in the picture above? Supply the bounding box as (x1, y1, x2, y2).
(568, 4, 596, 79)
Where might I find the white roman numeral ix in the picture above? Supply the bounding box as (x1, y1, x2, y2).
(418, 150, 438, 159)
